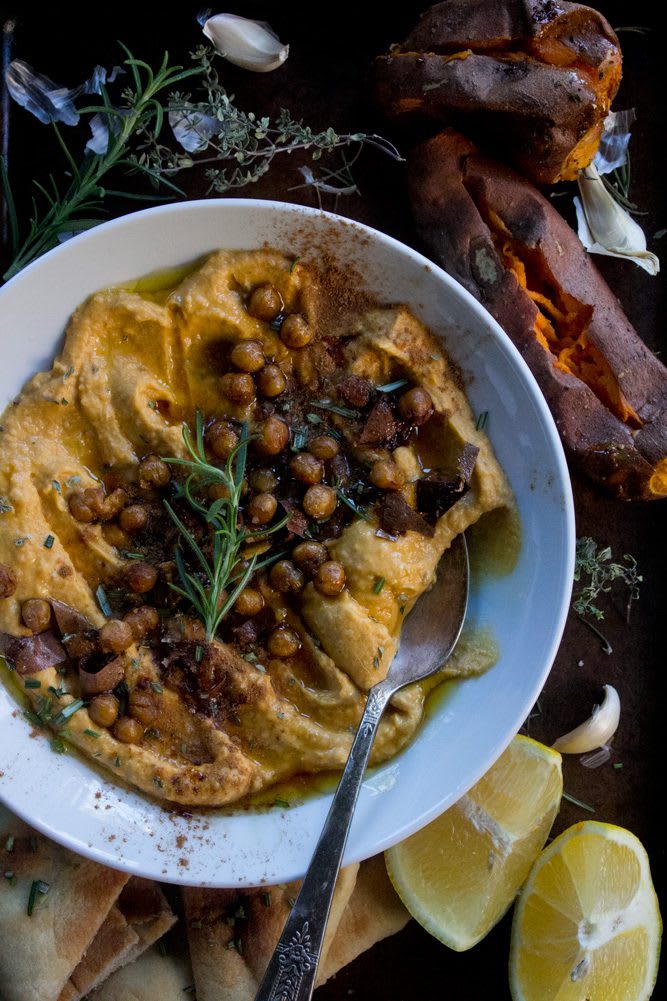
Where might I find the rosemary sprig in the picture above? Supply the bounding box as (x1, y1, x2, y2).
(2, 45, 201, 280)
(164, 414, 287, 641)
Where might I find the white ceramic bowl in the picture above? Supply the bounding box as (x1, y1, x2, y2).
(0, 199, 574, 886)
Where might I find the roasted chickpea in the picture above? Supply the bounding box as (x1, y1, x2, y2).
(99, 619, 134, 654)
(120, 504, 149, 533)
(247, 492, 278, 526)
(314, 560, 346, 596)
(125, 561, 158, 594)
(256, 364, 287, 398)
(234, 588, 265, 617)
(221, 372, 256, 405)
(129, 687, 161, 725)
(308, 435, 339, 460)
(230, 339, 265, 373)
(68, 489, 99, 523)
(124, 605, 160, 641)
(291, 540, 328, 576)
(398, 387, 434, 426)
(290, 452, 324, 485)
(255, 416, 289, 456)
(138, 455, 171, 489)
(302, 484, 337, 521)
(65, 632, 98, 659)
(269, 560, 305, 594)
(21, 598, 51, 633)
(113, 716, 144, 744)
(99, 488, 127, 520)
(370, 459, 405, 491)
(0, 563, 17, 599)
(268, 626, 301, 658)
(247, 282, 283, 321)
(248, 467, 279, 493)
(280, 313, 313, 349)
(208, 420, 240, 460)
(88, 693, 119, 728)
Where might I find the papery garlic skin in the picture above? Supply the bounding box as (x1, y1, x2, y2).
(552, 684, 621, 754)
(575, 164, 659, 276)
(202, 14, 289, 73)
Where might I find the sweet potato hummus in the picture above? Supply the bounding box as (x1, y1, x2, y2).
(0, 249, 512, 806)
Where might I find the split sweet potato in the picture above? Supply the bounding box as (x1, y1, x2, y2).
(376, 0, 622, 185)
(408, 129, 667, 500)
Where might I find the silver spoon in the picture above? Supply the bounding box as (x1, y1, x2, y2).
(254, 534, 469, 1001)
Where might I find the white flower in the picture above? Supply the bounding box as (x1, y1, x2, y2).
(201, 13, 289, 73)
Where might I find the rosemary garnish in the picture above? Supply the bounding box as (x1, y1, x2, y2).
(373, 576, 385, 594)
(43, 534, 55, 549)
(164, 413, 287, 640)
(334, 478, 371, 522)
(27, 879, 50, 916)
(562, 791, 595, 814)
(376, 379, 407, 393)
(311, 400, 358, 419)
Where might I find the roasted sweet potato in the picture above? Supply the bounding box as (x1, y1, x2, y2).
(408, 129, 667, 500)
(376, 0, 622, 185)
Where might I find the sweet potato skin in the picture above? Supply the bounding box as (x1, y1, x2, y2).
(408, 130, 667, 500)
(376, 0, 622, 185)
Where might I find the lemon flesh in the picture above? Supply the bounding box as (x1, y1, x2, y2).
(510, 821, 662, 1001)
(385, 734, 563, 951)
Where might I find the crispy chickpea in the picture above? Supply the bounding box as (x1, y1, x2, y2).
(268, 626, 301, 658)
(230, 339, 265, 373)
(0, 563, 17, 599)
(128, 687, 161, 725)
(247, 492, 278, 526)
(308, 434, 339, 460)
(124, 606, 160, 641)
(256, 364, 287, 398)
(138, 455, 171, 489)
(88, 693, 119, 728)
(234, 588, 265, 617)
(247, 282, 283, 321)
(280, 313, 313, 349)
(208, 420, 240, 460)
(398, 386, 434, 426)
(68, 489, 99, 523)
(370, 459, 405, 491)
(248, 468, 278, 493)
(269, 560, 305, 595)
(65, 632, 98, 659)
(290, 452, 323, 485)
(314, 561, 346, 596)
(21, 598, 51, 633)
(125, 561, 158, 594)
(99, 488, 127, 520)
(221, 372, 256, 405)
(120, 504, 149, 533)
(255, 415, 289, 456)
(113, 716, 144, 744)
(291, 540, 328, 577)
(303, 484, 337, 521)
(99, 619, 134, 654)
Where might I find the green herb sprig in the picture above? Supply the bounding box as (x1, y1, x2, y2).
(164, 414, 287, 641)
(573, 537, 642, 623)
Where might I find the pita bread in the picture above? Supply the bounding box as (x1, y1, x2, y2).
(91, 945, 193, 1001)
(0, 810, 128, 1001)
(56, 878, 177, 1001)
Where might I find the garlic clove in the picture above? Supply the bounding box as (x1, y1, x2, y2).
(575, 164, 659, 276)
(552, 684, 621, 755)
(202, 13, 289, 73)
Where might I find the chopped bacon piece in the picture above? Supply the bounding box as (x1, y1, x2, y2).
(359, 399, 401, 447)
(379, 492, 434, 538)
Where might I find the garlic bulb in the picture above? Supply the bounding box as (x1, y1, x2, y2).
(201, 13, 289, 73)
(552, 684, 620, 755)
(575, 164, 659, 275)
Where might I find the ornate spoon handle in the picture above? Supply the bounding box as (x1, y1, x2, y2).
(253, 679, 394, 1001)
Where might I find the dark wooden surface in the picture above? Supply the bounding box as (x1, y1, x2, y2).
(1, 3, 664, 998)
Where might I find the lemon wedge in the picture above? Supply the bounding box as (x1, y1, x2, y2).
(385, 734, 563, 951)
(510, 821, 662, 1001)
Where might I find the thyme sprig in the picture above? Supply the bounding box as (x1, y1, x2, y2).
(573, 536, 642, 624)
(136, 46, 402, 194)
(2, 45, 202, 280)
(164, 413, 287, 641)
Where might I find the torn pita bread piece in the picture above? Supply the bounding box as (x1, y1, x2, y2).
(57, 877, 177, 1001)
(184, 857, 409, 1000)
(91, 944, 193, 1001)
(0, 812, 128, 1001)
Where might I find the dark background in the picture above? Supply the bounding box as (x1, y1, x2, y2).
(1, 3, 664, 998)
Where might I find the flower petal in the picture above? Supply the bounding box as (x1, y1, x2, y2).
(5, 59, 80, 125)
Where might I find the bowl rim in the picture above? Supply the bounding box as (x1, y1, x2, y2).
(0, 197, 575, 885)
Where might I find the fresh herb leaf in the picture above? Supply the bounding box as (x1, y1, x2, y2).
(43, 534, 55, 549)
(27, 879, 50, 915)
(475, 411, 489, 431)
(573, 537, 642, 623)
(311, 400, 358, 419)
(562, 790, 595, 813)
(95, 584, 112, 618)
(23, 679, 41, 689)
(83, 728, 100, 738)
(376, 379, 407, 393)
(373, 576, 385, 594)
